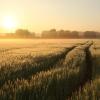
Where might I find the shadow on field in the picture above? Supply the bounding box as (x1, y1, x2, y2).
(78, 46, 93, 90)
(85, 48, 93, 81)
(67, 43, 93, 99)
(93, 54, 100, 78)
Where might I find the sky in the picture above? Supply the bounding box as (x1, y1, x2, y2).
(0, 0, 100, 33)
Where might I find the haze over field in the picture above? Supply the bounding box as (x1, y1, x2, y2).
(0, 0, 100, 33)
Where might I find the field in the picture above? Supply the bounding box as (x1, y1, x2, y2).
(0, 39, 99, 100)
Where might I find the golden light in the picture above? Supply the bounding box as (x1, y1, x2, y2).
(2, 16, 17, 30)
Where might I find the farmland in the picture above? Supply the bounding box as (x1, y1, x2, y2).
(0, 39, 99, 100)
(70, 39, 100, 100)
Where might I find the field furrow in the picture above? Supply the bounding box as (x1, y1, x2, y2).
(69, 41, 100, 100)
(0, 41, 93, 100)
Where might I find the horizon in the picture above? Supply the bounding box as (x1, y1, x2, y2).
(0, 29, 100, 34)
(0, 0, 100, 33)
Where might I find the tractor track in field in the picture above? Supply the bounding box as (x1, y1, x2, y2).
(67, 42, 93, 99)
(0, 41, 94, 100)
(0, 42, 89, 88)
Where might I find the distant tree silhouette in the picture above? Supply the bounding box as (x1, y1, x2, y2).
(0, 28, 99, 39)
(71, 31, 79, 38)
(58, 30, 65, 38)
(95, 32, 100, 38)
(84, 31, 97, 38)
(64, 30, 71, 38)
(42, 29, 57, 38)
(49, 29, 57, 38)
(42, 31, 49, 38)
(15, 29, 36, 38)
(41, 29, 80, 38)
(15, 29, 30, 37)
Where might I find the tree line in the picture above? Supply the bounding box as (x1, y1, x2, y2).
(0, 29, 100, 39)
(41, 29, 100, 39)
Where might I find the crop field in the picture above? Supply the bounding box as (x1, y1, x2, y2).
(70, 39, 100, 100)
(0, 39, 99, 100)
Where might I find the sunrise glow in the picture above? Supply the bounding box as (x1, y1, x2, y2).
(0, 0, 100, 33)
(2, 16, 17, 30)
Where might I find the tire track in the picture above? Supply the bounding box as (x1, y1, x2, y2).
(0, 42, 92, 100)
(67, 41, 93, 99)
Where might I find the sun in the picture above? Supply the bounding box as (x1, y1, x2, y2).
(2, 16, 17, 30)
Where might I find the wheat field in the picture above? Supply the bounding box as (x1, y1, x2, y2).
(0, 39, 99, 100)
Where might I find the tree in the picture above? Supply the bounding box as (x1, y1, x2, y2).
(15, 29, 31, 38)
(41, 31, 49, 38)
(64, 30, 71, 38)
(71, 31, 79, 38)
(49, 29, 57, 38)
(42, 29, 57, 38)
(84, 31, 97, 38)
(58, 30, 65, 38)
